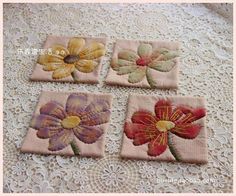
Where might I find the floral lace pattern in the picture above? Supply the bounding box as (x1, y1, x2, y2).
(3, 3, 233, 193)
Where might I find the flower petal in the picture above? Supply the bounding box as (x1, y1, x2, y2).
(52, 64, 75, 79)
(84, 99, 110, 114)
(117, 65, 138, 75)
(147, 133, 168, 156)
(138, 43, 152, 58)
(30, 114, 61, 130)
(42, 62, 64, 71)
(40, 101, 67, 120)
(38, 54, 63, 65)
(124, 122, 154, 139)
(67, 37, 85, 56)
(148, 60, 176, 72)
(156, 48, 179, 60)
(79, 42, 105, 60)
(131, 110, 157, 125)
(154, 99, 172, 120)
(128, 67, 146, 83)
(111, 58, 136, 71)
(37, 126, 64, 139)
(81, 110, 111, 126)
(75, 60, 98, 73)
(170, 107, 184, 122)
(73, 125, 103, 144)
(51, 44, 69, 57)
(48, 130, 74, 151)
(177, 107, 206, 124)
(66, 93, 88, 116)
(170, 124, 202, 139)
(118, 50, 139, 62)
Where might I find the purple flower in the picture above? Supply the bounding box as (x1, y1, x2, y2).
(30, 93, 110, 154)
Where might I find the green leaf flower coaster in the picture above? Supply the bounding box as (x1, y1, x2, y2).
(30, 36, 106, 83)
(121, 94, 208, 163)
(20, 91, 112, 157)
(105, 39, 180, 88)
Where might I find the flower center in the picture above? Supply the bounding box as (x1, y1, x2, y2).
(61, 116, 81, 129)
(136, 57, 152, 66)
(64, 55, 79, 64)
(156, 120, 175, 132)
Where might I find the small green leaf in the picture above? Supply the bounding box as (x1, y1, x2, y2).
(71, 70, 80, 82)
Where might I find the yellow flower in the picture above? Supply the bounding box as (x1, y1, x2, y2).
(38, 37, 106, 79)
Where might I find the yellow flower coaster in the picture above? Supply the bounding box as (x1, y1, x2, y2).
(121, 94, 208, 163)
(30, 36, 107, 83)
(20, 91, 112, 157)
(105, 39, 180, 88)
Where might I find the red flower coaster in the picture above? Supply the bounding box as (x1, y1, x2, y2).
(21, 91, 112, 157)
(105, 39, 180, 88)
(30, 36, 107, 83)
(121, 94, 207, 163)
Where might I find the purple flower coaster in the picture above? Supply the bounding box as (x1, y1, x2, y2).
(21, 91, 112, 157)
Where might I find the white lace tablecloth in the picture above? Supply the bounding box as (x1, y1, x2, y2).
(3, 3, 233, 193)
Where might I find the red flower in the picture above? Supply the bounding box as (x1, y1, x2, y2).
(124, 99, 206, 157)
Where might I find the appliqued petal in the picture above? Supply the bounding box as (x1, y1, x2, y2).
(124, 122, 153, 139)
(154, 99, 172, 120)
(73, 125, 103, 144)
(37, 126, 64, 139)
(147, 133, 168, 156)
(138, 43, 152, 58)
(170, 124, 202, 139)
(128, 67, 146, 83)
(75, 60, 98, 73)
(42, 62, 64, 71)
(111, 58, 136, 71)
(40, 101, 67, 120)
(66, 93, 88, 116)
(81, 110, 110, 126)
(48, 130, 74, 151)
(156, 48, 179, 60)
(177, 107, 206, 124)
(118, 50, 139, 62)
(131, 111, 157, 125)
(38, 54, 63, 65)
(79, 42, 105, 60)
(170, 107, 184, 122)
(117, 65, 138, 75)
(30, 114, 61, 130)
(148, 60, 176, 72)
(79, 99, 110, 126)
(52, 64, 75, 79)
(51, 44, 69, 57)
(67, 37, 85, 56)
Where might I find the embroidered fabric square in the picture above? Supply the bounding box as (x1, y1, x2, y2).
(21, 91, 112, 157)
(120, 94, 207, 163)
(30, 36, 107, 83)
(105, 39, 180, 88)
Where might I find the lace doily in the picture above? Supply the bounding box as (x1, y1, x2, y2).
(3, 3, 233, 193)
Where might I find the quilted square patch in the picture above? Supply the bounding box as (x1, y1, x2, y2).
(21, 91, 112, 157)
(30, 36, 107, 83)
(120, 94, 207, 163)
(105, 39, 180, 88)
